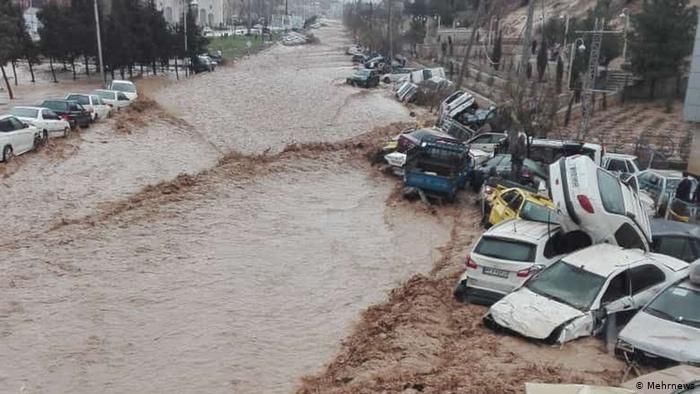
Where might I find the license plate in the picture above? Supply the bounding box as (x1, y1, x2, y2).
(482, 267, 509, 278)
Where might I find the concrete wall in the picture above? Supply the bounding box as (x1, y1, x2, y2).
(683, 13, 700, 175)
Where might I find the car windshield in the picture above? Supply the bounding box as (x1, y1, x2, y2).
(66, 95, 90, 105)
(473, 236, 536, 262)
(597, 169, 625, 215)
(355, 69, 371, 77)
(10, 108, 38, 118)
(645, 283, 700, 328)
(526, 261, 606, 310)
(111, 82, 136, 93)
(633, 158, 642, 171)
(520, 201, 558, 224)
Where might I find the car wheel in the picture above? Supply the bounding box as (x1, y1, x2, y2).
(453, 280, 470, 304)
(42, 130, 49, 143)
(383, 77, 390, 84)
(2, 146, 13, 163)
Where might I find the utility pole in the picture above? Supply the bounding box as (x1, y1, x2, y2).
(577, 19, 603, 140)
(93, 0, 105, 84)
(247, 0, 251, 34)
(184, 0, 188, 77)
(387, 0, 392, 60)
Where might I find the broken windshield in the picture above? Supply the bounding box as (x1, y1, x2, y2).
(526, 261, 606, 310)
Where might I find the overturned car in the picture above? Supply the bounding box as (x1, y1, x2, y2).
(483, 244, 689, 344)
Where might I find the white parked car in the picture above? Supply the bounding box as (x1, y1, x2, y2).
(65, 93, 111, 121)
(549, 155, 652, 251)
(10, 106, 70, 141)
(465, 132, 506, 154)
(602, 153, 643, 176)
(484, 244, 689, 344)
(0, 115, 40, 162)
(616, 261, 700, 366)
(93, 89, 131, 110)
(454, 220, 591, 305)
(107, 80, 138, 101)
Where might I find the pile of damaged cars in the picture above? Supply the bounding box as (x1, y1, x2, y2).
(449, 152, 699, 370)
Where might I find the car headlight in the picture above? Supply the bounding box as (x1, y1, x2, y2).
(616, 339, 635, 353)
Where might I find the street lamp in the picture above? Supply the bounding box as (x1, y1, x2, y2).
(567, 37, 586, 90)
(184, 0, 197, 76)
(93, 0, 105, 84)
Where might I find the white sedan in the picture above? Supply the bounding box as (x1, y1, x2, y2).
(549, 155, 652, 251)
(10, 106, 70, 140)
(107, 80, 138, 101)
(484, 244, 689, 344)
(93, 89, 131, 110)
(0, 115, 40, 162)
(65, 93, 111, 121)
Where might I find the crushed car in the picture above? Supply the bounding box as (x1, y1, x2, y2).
(346, 68, 380, 88)
(454, 219, 590, 305)
(616, 261, 700, 368)
(471, 154, 548, 192)
(483, 244, 689, 344)
(650, 218, 700, 263)
(464, 131, 506, 154)
(638, 169, 684, 216)
(549, 155, 652, 251)
(482, 185, 556, 228)
(403, 141, 471, 202)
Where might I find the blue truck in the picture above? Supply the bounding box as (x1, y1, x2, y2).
(403, 141, 472, 202)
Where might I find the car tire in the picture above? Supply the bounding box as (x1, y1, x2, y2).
(2, 146, 13, 163)
(453, 281, 470, 304)
(63, 127, 70, 138)
(42, 130, 49, 143)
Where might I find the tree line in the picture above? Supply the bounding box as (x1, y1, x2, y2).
(0, 0, 209, 97)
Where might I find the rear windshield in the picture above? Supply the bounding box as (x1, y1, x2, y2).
(10, 108, 38, 118)
(42, 101, 64, 110)
(597, 169, 625, 215)
(474, 236, 536, 262)
(111, 82, 136, 93)
(66, 95, 90, 105)
(520, 201, 558, 224)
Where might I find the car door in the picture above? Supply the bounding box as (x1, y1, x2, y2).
(41, 109, 60, 131)
(599, 270, 635, 326)
(491, 190, 522, 223)
(469, 134, 494, 152)
(7, 117, 33, 153)
(606, 159, 628, 174)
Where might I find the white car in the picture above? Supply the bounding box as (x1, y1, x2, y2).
(0, 115, 40, 162)
(107, 80, 138, 101)
(9, 106, 70, 141)
(616, 261, 700, 366)
(65, 93, 111, 121)
(93, 89, 131, 110)
(602, 153, 643, 176)
(454, 220, 591, 305)
(465, 132, 506, 154)
(549, 155, 652, 252)
(484, 244, 689, 344)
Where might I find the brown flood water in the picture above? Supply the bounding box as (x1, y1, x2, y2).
(0, 22, 451, 393)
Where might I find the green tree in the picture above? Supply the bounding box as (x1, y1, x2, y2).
(629, 0, 697, 98)
(0, 0, 23, 98)
(38, 3, 68, 82)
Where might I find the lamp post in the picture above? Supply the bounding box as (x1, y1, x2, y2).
(93, 0, 105, 84)
(567, 37, 586, 91)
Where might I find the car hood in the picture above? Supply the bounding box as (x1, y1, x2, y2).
(619, 311, 700, 363)
(489, 288, 585, 340)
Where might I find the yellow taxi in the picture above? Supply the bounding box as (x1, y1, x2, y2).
(482, 185, 556, 227)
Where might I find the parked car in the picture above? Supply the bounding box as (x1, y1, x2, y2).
(0, 115, 40, 162)
(93, 89, 131, 110)
(483, 186, 556, 227)
(351, 53, 369, 64)
(465, 132, 506, 154)
(346, 45, 364, 56)
(107, 80, 138, 101)
(484, 244, 689, 344)
(346, 68, 380, 88)
(454, 220, 590, 305)
(470, 154, 548, 192)
(9, 106, 70, 141)
(602, 153, 643, 176)
(381, 68, 416, 84)
(403, 141, 471, 201)
(549, 155, 652, 252)
(638, 169, 684, 216)
(650, 219, 700, 263)
(396, 128, 461, 153)
(39, 100, 91, 129)
(528, 139, 604, 167)
(208, 50, 223, 62)
(616, 261, 700, 367)
(191, 55, 215, 73)
(65, 93, 111, 121)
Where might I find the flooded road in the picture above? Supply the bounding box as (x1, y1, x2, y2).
(0, 22, 451, 393)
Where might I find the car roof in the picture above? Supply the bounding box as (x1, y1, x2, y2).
(564, 245, 688, 276)
(650, 218, 700, 239)
(485, 219, 560, 243)
(66, 93, 88, 96)
(111, 79, 133, 84)
(640, 169, 683, 179)
(12, 106, 43, 111)
(0, 115, 16, 120)
(605, 153, 637, 160)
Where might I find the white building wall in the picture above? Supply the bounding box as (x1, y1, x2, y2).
(157, 0, 223, 27)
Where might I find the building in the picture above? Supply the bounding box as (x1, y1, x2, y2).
(158, 0, 224, 27)
(682, 13, 700, 176)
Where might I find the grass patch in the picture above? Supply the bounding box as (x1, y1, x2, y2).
(207, 33, 280, 61)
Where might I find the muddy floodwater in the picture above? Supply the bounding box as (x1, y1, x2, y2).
(0, 23, 451, 393)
